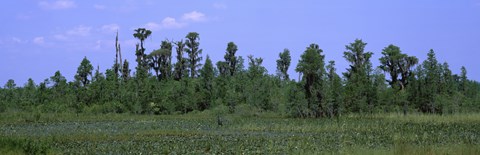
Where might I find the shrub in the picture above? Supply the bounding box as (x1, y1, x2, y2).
(0, 137, 51, 154)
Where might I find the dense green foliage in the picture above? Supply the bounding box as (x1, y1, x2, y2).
(0, 29, 479, 117)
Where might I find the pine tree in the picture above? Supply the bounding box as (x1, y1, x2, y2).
(343, 39, 374, 113)
(185, 32, 203, 78)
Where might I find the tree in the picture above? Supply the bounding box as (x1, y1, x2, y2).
(224, 42, 238, 76)
(121, 59, 131, 81)
(25, 78, 36, 90)
(276, 48, 291, 81)
(440, 62, 455, 95)
(75, 56, 94, 87)
(4, 79, 16, 89)
(343, 39, 374, 113)
(245, 55, 271, 111)
(51, 71, 67, 88)
(185, 32, 203, 78)
(50, 71, 68, 100)
(133, 28, 152, 79)
(90, 66, 106, 104)
(460, 66, 468, 93)
(149, 49, 162, 80)
(325, 61, 342, 117)
(159, 40, 173, 80)
(412, 49, 442, 113)
(149, 40, 172, 81)
(379, 44, 418, 90)
(199, 55, 215, 110)
(174, 40, 187, 81)
(114, 31, 122, 78)
(23, 78, 37, 105)
(247, 55, 267, 80)
(295, 44, 326, 117)
(216, 61, 229, 77)
(424, 49, 441, 113)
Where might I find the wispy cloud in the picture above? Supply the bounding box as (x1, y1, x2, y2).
(213, 2, 227, 10)
(101, 24, 120, 33)
(137, 11, 206, 31)
(142, 17, 186, 31)
(39, 0, 76, 10)
(53, 25, 91, 41)
(33, 37, 45, 45)
(1, 37, 28, 45)
(182, 11, 207, 22)
(12, 37, 23, 44)
(66, 25, 92, 36)
(161, 17, 186, 29)
(93, 4, 106, 10)
(144, 22, 161, 31)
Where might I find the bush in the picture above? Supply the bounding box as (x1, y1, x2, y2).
(212, 104, 229, 116)
(0, 137, 51, 154)
(235, 104, 261, 117)
(85, 101, 126, 114)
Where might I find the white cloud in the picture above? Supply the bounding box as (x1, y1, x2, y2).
(12, 37, 22, 43)
(144, 22, 161, 31)
(33, 37, 45, 45)
(0, 37, 28, 46)
(93, 4, 106, 10)
(182, 11, 207, 22)
(39, 0, 76, 10)
(67, 25, 91, 36)
(213, 2, 227, 9)
(161, 17, 185, 29)
(101, 24, 120, 33)
(141, 17, 186, 31)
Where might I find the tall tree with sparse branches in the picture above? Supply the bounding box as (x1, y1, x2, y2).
(133, 28, 152, 79)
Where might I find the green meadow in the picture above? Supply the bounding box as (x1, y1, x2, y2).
(1, 112, 479, 154)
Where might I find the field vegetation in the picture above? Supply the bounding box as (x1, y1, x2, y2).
(1, 111, 479, 154)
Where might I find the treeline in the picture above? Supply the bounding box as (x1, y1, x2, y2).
(1, 29, 479, 117)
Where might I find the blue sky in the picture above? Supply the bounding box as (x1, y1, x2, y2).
(1, 0, 480, 86)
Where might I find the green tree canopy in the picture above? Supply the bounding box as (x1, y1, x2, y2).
(276, 48, 291, 81)
(343, 39, 374, 113)
(295, 43, 326, 117)
(379, 44, 418, 90)
(75, 56, 94, 87)
(224, 42, 238, 76)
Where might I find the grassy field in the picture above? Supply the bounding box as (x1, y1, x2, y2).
(1, 111, 479, 154)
